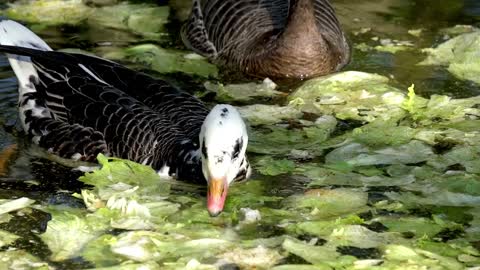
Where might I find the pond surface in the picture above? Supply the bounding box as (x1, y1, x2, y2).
(0, 0, 479, 269)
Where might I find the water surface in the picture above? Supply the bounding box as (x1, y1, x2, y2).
(0, 0, 479, 268)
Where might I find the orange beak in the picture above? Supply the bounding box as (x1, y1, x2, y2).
(207, 177, 228, 217)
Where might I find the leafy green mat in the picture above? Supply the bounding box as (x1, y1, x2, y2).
(1, 77, 479, 269)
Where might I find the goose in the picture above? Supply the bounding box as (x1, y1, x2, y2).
(181, 0, 350, 79)
(0, 19, 251, 217)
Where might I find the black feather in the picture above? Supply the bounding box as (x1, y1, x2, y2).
(0, 45, 212, 183)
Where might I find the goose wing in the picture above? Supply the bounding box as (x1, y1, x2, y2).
(58, 52, 210, 141)
(0, 45, 202, 173)
(181, 0, 218, 58)
(312, 0, 350, 64)
(182, 0, 290, 57)
(1, 45, 209, 141)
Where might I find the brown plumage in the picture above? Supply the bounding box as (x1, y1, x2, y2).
(182, 0, 350, 79)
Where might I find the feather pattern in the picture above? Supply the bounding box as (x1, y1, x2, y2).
(0, 19, 252, 215)
(0, 43, 213, 182)
(0, 19, 252, 189)
(182, 0, 350, 79)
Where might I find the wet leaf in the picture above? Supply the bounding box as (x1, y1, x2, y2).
(85, 262, 160, 270)
(291, 215, 363, 239)
(80, 154, 166, 191)
(101, 45, 218, 78)
(82, 234, 121, 267)
(383, 244, 464, 270)
(254, 156, 296, 176)
(238, 104, 303, 126)
(374, 216, 460, 238)
(220, 246, 284, 269)
(4, 0, 92, 25)
(225, 180, 283, 212)
(88, 3, 170, 39)
(0, 250, 52, 270)
(302, 164, 415, 187)
(327, 225, 402, 248)
(204, 78, 282, 103)
(289, 71, 406, 122)
(387, 191, 480, 207)
(271, 265, 330, 270)
(40, 210, 106, 261)
(350, 120, 416, 148)
(284, 189, 369, 219)
(0, 197, 35, 215)
(249, 118, 336, 156)
(420, 31, 480, 85)
(282, 238, 339, 265)
(325, 140, 435, 167)
(0, 229, 19, 248)
(110, 231, 234, 262)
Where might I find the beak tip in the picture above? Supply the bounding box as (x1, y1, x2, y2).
(208, 209, 222, 217)
(207, 177, 228, 217)
(207, 202, 225, 217)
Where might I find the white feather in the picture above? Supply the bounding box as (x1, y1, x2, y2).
(0, 20, 51, 88)
(157, 165, 173, 179)
(200, 104, 248, 184)
(78, 63, 109, 85)
(0, 20, 53, 131)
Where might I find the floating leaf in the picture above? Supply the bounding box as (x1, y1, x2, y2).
(254, 156, 296, 176)
(420, 31, 480, 85)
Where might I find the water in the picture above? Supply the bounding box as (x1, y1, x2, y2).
(0, 0, 479, 268)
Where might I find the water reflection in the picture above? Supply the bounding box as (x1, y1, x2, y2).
(463, 0, 480, 19)
(336, 0, 480, 97)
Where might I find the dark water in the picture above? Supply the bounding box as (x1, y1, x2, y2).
(0, 0, 479, 268)
(335, 0, 480, 98)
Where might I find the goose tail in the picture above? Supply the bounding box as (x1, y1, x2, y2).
(0, 19, 53, 131)
(0, 19, 51, 87)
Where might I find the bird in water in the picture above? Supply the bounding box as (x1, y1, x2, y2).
(182, 0, 350, 79)
(0, 19, 251, 216)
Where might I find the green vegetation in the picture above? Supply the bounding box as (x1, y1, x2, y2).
(0, 1, 479, 269)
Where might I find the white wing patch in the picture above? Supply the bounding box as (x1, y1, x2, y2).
(157, 165, 173, 179)
(0, 20, 51, 50)
(78, 64, 109, 85)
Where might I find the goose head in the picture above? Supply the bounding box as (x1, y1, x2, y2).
(200, 104, 250, 216)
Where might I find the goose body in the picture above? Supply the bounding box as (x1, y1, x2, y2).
(0, 19, 250, 216)
(182, 0, 350, 79)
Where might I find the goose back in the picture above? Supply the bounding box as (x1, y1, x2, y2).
(0, 45, 208, 182)
(182, 0, 350, 79)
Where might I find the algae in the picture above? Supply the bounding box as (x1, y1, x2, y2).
(88, 3, 170, 39)
(4, 0, 92, 25)
(289, 71, 406, 122)
(0, 229, 19, 248)
(0, 250, 52, 270)
(420, 31, 480, 85)
(204, 78, 283, 103)
(238, 104, 303, 126)
(101, 44, 218, 78)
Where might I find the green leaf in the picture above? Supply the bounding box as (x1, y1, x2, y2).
(282, 238, 339, 265)
(284, 188, 369, 219)
(254, 156, 296, 176)
(40, 210, 106, 261)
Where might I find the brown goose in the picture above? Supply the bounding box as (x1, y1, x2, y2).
(181, 0, 350, 79)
